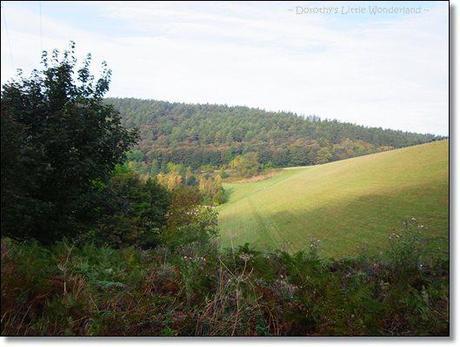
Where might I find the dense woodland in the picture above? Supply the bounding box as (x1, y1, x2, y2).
(0, 45, 448, 336)
(107, 97, 442, 171)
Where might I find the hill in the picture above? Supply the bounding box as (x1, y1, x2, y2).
(218, 140, 448, 257)
(106, 98, 442, 170)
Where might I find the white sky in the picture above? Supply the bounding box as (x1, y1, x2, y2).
(1, 1, 449, 135)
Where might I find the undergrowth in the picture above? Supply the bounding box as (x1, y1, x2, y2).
(1, 219, 448, 336)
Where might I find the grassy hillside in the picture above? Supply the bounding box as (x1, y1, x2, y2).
(218, 140, 448, 257)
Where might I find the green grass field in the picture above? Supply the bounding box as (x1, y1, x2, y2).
(218, 140, 448, 257)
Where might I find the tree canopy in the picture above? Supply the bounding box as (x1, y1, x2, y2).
(106, 97, 443, 170)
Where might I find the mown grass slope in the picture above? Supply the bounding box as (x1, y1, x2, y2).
(218, 140, 448, 257)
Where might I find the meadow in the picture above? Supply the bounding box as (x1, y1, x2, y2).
(219, 140, 449, 257)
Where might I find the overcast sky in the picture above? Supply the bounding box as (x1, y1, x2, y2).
(1, 1, 449, 135)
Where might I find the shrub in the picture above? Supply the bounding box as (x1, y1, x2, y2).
(87, 169, 171, 248)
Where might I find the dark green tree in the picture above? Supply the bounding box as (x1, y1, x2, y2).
(1, 42, 137, 243)
(93, 168, 171, 248)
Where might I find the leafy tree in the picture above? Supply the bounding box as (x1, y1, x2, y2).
(184, 166, 197, 186)
(162, 185, 218, 248)
(150, 159, 160, 176)
(157, 171, 183, 191)
(126, 149, 145, 162)
(230, 152, 260, 177)
(93, 169, 171, 248)
(316, 147, 333, 164)
(0, 106, 29, 235)
(198, 174, 225, 205)
(1, 43, 137, 243)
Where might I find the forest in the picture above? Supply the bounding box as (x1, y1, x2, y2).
(107, 97, 442, 171)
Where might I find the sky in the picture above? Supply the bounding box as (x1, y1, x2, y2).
(1, 1, 449, 135)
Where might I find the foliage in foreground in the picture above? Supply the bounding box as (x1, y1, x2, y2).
(1, 43, 137, 243)
(1, 221, 448, 336)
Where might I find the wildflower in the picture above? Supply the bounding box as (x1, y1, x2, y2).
(309, 239, 321, 249)
(389, 232, 400, 240)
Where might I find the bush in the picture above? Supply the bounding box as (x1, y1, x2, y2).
(162, 186, 219, 248)
(87, 168, 171, 248)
